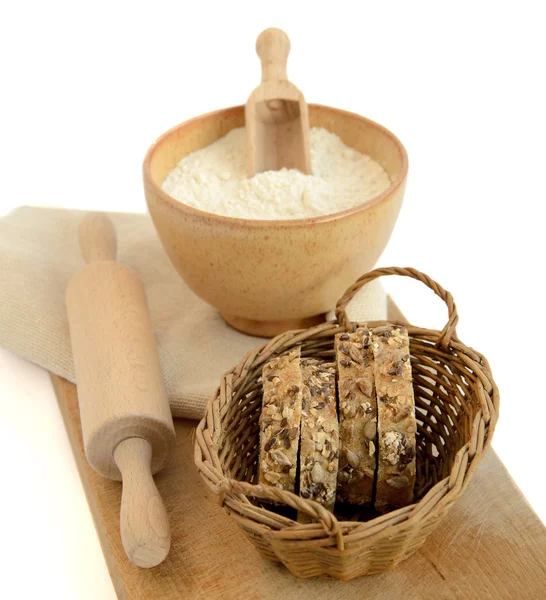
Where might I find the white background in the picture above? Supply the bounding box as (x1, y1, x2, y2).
(1, 1, 544, 598)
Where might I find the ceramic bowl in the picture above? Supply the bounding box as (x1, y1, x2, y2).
(143, 104, 408, 337)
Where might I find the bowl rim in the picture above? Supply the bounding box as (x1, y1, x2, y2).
(143, 103, 409, 229)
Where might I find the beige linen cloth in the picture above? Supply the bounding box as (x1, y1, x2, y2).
(0, 206, 387, 419)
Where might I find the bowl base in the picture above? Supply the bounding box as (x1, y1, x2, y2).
(221, 312, 327, 337)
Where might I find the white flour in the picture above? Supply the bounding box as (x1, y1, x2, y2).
(161, 127, 391, 220)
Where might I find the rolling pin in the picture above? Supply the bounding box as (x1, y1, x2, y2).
(66, 213, 175, 568)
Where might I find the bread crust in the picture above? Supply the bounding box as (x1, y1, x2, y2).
(335, 329, 377, 506)
(372, 325, 417, 512)
(259, 348, 303, 492)
(298, 360, 339, 522)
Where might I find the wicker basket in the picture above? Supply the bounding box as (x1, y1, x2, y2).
(195, 267, 499, 580)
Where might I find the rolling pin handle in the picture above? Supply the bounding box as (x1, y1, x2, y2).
(78, 213, 118, 264)
(114, 437, 171, 568)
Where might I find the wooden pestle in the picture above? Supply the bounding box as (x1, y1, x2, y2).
(245, 27, 311, 176)
(65, 213, 175, 568)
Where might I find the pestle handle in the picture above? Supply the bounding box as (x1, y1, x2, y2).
(114, 437, 171, 568)
(256, 27, 290, 82)
(78, 213, 117, 263)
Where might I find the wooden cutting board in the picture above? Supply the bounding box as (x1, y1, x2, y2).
(51, 299, 546, 599)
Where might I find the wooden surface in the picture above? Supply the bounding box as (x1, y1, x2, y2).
(52, 374, 546, 599)
(245, 28, 311, 175)
(66, 213, 175, 567)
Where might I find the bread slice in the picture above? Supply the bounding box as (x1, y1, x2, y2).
(372, 325, 417, 512)
(335, 328, 377, 506)
(258, 347, 303, 493)
(298, 359, 339, 522)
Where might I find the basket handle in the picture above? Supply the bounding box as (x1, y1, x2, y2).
(335, 266, 459, 349)
(218, 479, 345, 551)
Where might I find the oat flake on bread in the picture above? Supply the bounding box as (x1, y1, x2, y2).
(161, 127, 391, 220)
